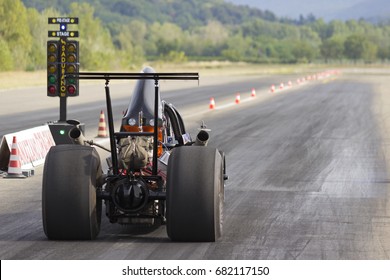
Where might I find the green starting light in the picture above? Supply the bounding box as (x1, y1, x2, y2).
(48, 75, 56, 84)
(67, 77, 76, 84)
(59, 129, 65, 135)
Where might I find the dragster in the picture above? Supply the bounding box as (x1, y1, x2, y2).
(42, 66, 227, 241)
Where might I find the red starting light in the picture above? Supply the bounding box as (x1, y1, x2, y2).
(48, 85, 57, 95)
(67, 85, 76, 95)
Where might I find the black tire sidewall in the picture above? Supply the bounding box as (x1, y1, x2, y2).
(42, 145, 102, 240)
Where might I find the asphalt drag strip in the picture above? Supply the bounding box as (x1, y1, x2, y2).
(1, 73, 390, 259)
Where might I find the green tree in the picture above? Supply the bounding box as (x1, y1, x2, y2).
(128, 20, 147, 46)
(147, 22, 185, 58)
(185, 20, 228, 57)
(26, 7, 46, 70)
(26, 7, 62, 70)
(328, 20, 348, 37)
(344, 34, 365, 62)
(273, 40, 295, 63)
(377, 46, 390, 62)
(165, 51, 188, 63)
(221, 33, 252, 62)
(0, 0, 32, 70)
(310, 19, 331, 40)
(70, 2, 116, 70)
(300, 25, 321, 44)
(112, 24, 145, 68)
(292, 40, 317, 63)
(345, 20, 364, 34)
(0, 37, 13, 71)
(362, 41, 378, 63)
(320, 36, 345, 63)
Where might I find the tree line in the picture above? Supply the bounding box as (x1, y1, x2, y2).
(1, 0, 390, 72)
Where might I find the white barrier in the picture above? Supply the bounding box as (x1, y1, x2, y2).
(0, 125, 55, 170)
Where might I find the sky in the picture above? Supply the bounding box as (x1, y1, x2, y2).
(226, 0, 381, 21)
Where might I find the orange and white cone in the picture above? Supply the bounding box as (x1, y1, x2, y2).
(235, 94, 241, 104)
(5, 136, 26, 179)
(209, 97, 216, 109)
(251, 88, 256, 97)
(97, 110, 108, 138)
(270, 85, 276, 93)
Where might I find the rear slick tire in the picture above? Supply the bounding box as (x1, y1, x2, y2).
(166, 146, 224, 242)
(42, 145, 102, 240)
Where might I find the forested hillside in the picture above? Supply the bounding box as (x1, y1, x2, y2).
(1, 0, 390, 71)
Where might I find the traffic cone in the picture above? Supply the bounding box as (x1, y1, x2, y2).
(4, 136, 26, 179)
(288, 81, 292, 87)
(279, 83, 284, 90)
(97, 110, 108, 138)
(235, 94, 240, 104)
(209, 97, 215, 109)
(270, 85, 275, 93)
(251, 88, 256, 97)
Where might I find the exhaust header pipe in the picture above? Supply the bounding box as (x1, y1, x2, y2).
(69, 126, 111, 152)
(69, 126, 86, 145)
(194, 130, 209, 146)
